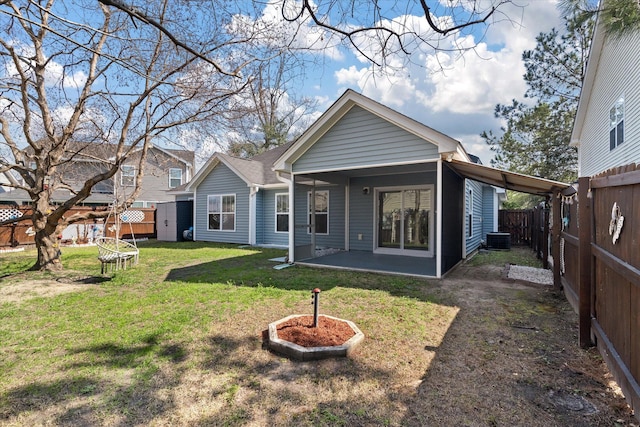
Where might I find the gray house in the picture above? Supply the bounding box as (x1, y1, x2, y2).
(189, 90, 566, 277)
(0, 142, 195, 208)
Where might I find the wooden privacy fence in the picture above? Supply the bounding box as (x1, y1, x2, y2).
(560, 165, 640, 415)
(0, 205, 156, 247)
(498, 209, 533, 246)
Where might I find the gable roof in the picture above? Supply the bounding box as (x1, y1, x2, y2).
(187, 142, 293, 190)
(273, 89, 470, 172)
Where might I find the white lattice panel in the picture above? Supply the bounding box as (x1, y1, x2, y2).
(120, 210, 144, 223)
(0, 209, 23, 222)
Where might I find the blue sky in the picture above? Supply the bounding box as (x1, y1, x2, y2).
(259, 0, 566, 166)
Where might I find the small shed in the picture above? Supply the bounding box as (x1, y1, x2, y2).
(156, 200, 193, 242)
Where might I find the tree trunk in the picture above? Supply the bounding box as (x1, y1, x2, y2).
(33, 233, 63, 271)
(30, 208, 64, 271)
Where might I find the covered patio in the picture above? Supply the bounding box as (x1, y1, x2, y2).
(297, 250, 437, 278)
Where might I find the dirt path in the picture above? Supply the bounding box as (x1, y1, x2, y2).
(406, 262, 635, 426)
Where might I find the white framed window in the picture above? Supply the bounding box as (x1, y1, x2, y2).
(467, 187, 473, 238)
(307, 190, 328, 235)
(121, 165, 136, 186)
(169, 168, 182, 188)
(275, 193, 289, 233)
(208, 194, 235, 231)
(609, 96, 624, 150)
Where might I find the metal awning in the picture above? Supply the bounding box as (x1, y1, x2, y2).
(446, 159, 570, 196)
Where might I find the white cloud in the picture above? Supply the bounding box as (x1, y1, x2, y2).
(330, 0, 563, 165)
(229, 0, 344, 61)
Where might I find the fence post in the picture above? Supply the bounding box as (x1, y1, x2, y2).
(551, 191, 561, 290)
(577, 176, 593, 348)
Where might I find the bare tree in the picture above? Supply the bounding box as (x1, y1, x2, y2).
(0, 0, 256, 270)
(226, 53, 318, 158)
(279, 0, 515, 68)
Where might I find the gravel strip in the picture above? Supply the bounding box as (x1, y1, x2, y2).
(507, 265, 554, 285)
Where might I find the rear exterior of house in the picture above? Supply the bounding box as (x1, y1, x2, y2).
(571, 24, 640, 177)
(273, 91, 495, 277)
(189, 90, 514, 277)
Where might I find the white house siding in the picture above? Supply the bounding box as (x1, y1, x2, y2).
(258, 188, 289, 247)
(194, 163, 250, 244)
(349, 171, 437, 252)
(292, 106, 440, 173)
(465, 180, 483, 255)
(576, 31, 640, 177)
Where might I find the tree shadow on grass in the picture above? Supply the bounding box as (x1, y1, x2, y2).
(1, 333, 188, 426)
(164, 249, 442, 303)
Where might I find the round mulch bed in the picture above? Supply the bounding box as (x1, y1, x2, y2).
(275, 315, 356, 347)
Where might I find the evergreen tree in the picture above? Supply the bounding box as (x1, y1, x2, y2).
(482, 9, 595, 202)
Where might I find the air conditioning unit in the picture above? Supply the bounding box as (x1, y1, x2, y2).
(486, 232, 511, 250)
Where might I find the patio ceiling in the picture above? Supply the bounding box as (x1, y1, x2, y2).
(446, 159, 570, 196)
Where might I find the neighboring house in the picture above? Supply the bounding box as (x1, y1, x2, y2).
(570, 19, 640, 177)
(189, 90, 567, 277)
(0, 142, 195, 207)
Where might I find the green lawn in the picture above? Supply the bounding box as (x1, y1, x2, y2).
(0, 241, 452, 425)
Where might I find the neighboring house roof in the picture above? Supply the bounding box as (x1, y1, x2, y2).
(273, 89, 471, 172)
(23, 141, 195, 167)
(188, 142, 293, 190)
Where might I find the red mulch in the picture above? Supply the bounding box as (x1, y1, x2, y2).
(275, 315, 355, 347)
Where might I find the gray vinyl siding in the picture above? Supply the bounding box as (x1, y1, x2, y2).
(293, 106, 440, 173)
(482, 185, 497, 240)
(349, 171, 437, 251)
(255, 191, 264, 245)
(293, 183, 345, 249)
(125, 148, 191, 205)
(577, 31, 640, 177)
(194, 163, 250, 244)
(259, 188, 289, 246)
(465, 180, 483, 255)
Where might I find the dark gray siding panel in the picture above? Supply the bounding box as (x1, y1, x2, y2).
(260, 189, 289, 246)
(293, 106, 439, 173)
(442, 164, 464, 273)
(194, 163, 249, 244)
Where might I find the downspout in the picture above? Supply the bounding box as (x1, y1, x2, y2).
(436, 159, 442, 278)
(276, 171, 295, 263)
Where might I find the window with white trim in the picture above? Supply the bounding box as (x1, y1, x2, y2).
(121, 165, 136, 186)
(467, 188, 473, 238)
(169, 168, 182, 188)
(307, 190, 328, 235)
(609, 96, 624, 150)
(275, 193, 289, 233)
(208, 194, 236, 231)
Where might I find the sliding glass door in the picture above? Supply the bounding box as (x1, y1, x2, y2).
(376, 186, 433, 257)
